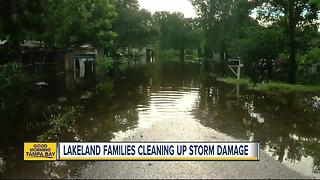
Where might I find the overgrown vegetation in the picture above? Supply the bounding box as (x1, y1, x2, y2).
(218, 77, 320, 94)
(96, 54, 113, 75)
(0, 63, 27, 101)
(96, 79, 114, 94)
(252, 82, 320, 94)
(192, 0, 320, 84)
(38, 105, 83, 141)
(0, 0, 320, 142)
(1, 0, 320, 82)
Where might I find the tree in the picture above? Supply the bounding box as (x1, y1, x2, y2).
(0, 0, 117, 63)
(110, 0, 157, 55)
(0, 0, 47, 62)
(191, 0, 254, 76)
(184, 18, 204, 51)
(159, 12, 187, 61)
(42, 0, 116, 49)
(255, 0, 320, 83)
(191, 0, 254, 58)
(153, 12, 203, 62)
(229, 23, 286, 78)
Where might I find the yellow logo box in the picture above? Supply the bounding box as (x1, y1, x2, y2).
(24, 143, 57, 161)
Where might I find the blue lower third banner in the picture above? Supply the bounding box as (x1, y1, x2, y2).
(54, 142, 259, 161)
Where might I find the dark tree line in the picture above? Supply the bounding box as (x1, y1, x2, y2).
(191, 0, 320, 84)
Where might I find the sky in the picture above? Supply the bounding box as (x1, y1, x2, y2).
(138, 0, 197, 18)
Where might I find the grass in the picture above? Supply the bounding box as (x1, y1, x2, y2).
(218, 77, 320, 94)
(217, 77, 250, 86)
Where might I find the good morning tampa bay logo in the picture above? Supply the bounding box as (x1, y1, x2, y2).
(24, 143, 57, 160)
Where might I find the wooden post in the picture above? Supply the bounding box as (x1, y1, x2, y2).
(64, 52, 73, 72)
(64, 52, 74, 93)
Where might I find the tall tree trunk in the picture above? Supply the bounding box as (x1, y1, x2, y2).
(220, 3, 228, 77)
(179, 36, 185, 63)
(15, 42, 22, 64)
(197, 47, 202, 58)
(288, 0, 296, 84)
(10, 0, 22, 63)
(179, 46, 185, 63)
(220, 38, 226, 77)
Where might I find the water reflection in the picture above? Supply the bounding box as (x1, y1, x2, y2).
(194, 80, 320, 178)
(0, 61, 319, 178)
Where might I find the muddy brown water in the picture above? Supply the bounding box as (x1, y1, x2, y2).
(0, 61, 319, 178)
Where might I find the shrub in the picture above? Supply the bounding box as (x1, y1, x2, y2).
(96, 79, 114, 93)
(297, 48, 320, 84)
(0, 63, 28, 100)
(156, 49, 180, 61)
(96, 54, 113, 75)
(305, 48, 320, 64)
(37, 105, 83, 141)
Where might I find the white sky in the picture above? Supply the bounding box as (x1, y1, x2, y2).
(138, 0, 197, 18)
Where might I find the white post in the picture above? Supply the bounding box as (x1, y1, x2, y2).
(237, 65, 241, 79)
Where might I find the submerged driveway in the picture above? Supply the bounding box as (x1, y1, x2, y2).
(81, 118, 306, 179)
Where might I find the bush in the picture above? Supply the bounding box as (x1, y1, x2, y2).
(37, 105, 83, 141)
(96, 79, 114, 93)
(297, 48, 320, 84)
(156, 49, 180, 61)
(297, 48, 320, 66)
(96, 54, 113, 75)
(305, 48, 320, 64)
(0, 63, 28, 100)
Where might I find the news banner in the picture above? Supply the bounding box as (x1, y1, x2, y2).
(24, 142, 259, 161)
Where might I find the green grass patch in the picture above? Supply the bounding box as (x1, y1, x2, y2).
(218, 77, 320, 94)
(217, 77, 250, 86)
(251, 82, 320, 94)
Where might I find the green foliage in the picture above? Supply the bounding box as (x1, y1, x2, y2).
(38, 105, 83, 141)
(0, 0, 47, 61)
(192, 0, 320, 84)
(297, 48, 320, 83)
(256, 0, 320, 28)
(0, 0, 46, 41)
(152, 12, 203, 61)
(300, 48, 320, 65)
(0, 0, 117, 61)
(42, 0, 117, 49)
(111, 0, 158, 53)
(219, 77, 320, 94)
(229, 24, 286, 68)
(96, 80, 114, 94)
(192, 0, 254, 51)
(255, 0, 320, 83)
(156, 49, 180, 61)
(251, 82, 320, 94)
(96, 54, 113, 74)
(0, 63, 28, 100)
(154, 12, 203, 50)
(154, 12, 186, 50)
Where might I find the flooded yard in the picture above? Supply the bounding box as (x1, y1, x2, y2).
(0, 61, 319, 178)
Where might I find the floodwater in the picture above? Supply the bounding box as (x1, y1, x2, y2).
(0, 61, 320, 178)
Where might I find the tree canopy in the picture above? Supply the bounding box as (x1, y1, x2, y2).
(191, 0, 254, 54)
(192, 0, 320, 83)
(110, 0, 158, 54)
(254, 0, 320, 83)
(1, 0, 320, 84)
